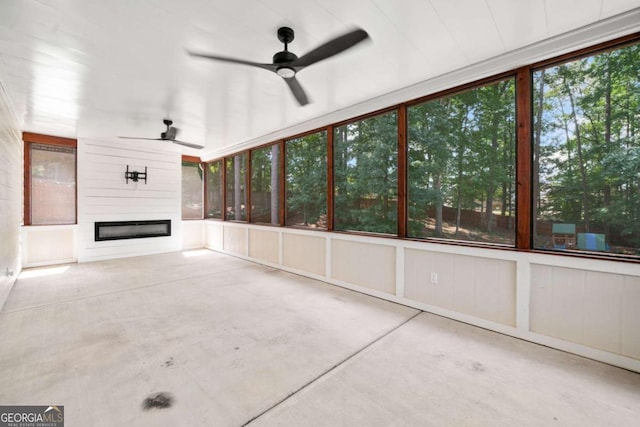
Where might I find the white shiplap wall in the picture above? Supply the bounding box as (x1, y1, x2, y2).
(0, 83, 22, 310)
(77, 139, 181, 262)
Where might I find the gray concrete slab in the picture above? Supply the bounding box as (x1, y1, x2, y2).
(1, 250, 639, 426)
(250, 312, 640, 427)
(0, 250, 418, 426)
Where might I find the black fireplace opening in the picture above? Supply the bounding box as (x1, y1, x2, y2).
(95, 220, 171, 241)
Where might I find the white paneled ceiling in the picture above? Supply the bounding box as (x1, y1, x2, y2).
(0, 0, 639, 158)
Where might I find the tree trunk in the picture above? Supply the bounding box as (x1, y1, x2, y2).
(564, 77, 590, 232)
(603, 63, 612, 237)
(434, 173, 443, 237)
(533, 70, 545, 238)
(455, 113, 468, 235)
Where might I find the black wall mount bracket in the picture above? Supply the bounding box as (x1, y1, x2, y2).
(125, 165, 147, 184)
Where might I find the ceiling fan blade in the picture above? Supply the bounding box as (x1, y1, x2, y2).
(187, 50, 277, 72)
(171, 140, 203, 149)
(284, 76, 309, 106)
(292, 28, 369, 68)
(118, 136, 162, 140)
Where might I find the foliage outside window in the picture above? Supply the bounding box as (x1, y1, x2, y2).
(181, 161, 203, 219)
(206, 160, 223, 219)
(175, 37, 639, 260)
(334, 111, 398, 234)
(226, 153, 247, 221)
(30, 143, 76, 225)
(533, 42, 640, 255)
(250, 145, 280, 224)
(286, 131, 327, 228)
(407, 79, 516, 245)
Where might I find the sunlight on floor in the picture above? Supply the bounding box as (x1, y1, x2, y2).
(182, 249, 211, 258)
(19, 265, 70, 279)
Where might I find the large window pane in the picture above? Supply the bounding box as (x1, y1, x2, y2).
(334, 111, 398, 234)
(225, 154, 247, 221)
(181, 161, 203, 219)
(285, 131, 327, 228)
(205, 160, 223, 219)
(251, 144, 280, 224)
(30, 143, 76, 225)
(533, 43, 640, 255)
(408, 79, 516, 245)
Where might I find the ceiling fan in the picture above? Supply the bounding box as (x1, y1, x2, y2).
(119, 119, 202, 149)
(187, 26, 369, 106)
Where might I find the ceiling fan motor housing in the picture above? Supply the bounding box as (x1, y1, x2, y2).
(277, 26, 294, 44)
(273, 50, 298, 64)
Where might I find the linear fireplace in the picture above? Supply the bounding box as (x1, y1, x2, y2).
(94, 220, 171, 241)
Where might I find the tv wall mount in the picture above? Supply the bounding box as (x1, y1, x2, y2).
(125, 165, 147, 184)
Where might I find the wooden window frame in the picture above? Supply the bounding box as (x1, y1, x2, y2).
(249, 142, 283, 226)
(331, 107, 401, 237)
(181, 155, 204, 220)
(204, 159, 225, 221)
(200, 32, 640, 262)
(23, 132, 77, 226)
(223, 153, 249, 223)
(281, 129, 330, 231)
(405, 73, 518, 247)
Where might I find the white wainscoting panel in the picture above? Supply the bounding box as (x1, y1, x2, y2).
(249, 229, 279, 265)
(404, 249, 516, 326)
(530, 265, 640, 359)
(223, 224, 248, 256)
(331, 238, 396, 295)
(22, 226, 77, 267)
(282, 233, 326, 276)
(181, 220, 204, 250)
(77, 139, 181, 262)
(202, 222, 640, 372)
(205, 221, 224, 250)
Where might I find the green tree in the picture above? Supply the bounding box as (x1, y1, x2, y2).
(286, 132, 327, 227)
(334, 111, 398, 234)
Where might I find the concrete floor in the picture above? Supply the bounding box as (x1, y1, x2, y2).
(1, 250, 639, 427)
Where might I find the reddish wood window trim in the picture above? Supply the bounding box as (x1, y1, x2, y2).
(245, 151, 252, 224)
(199, 33, 640, 262)
(181, 155, 204, 220)
(279, 140, 286, 227)
(181, 155, 201, 164)
(397, 104, 408, 238)
(222, 158, 228, 221)
(23, 132, 78, 226)
(327, 125, 335, 231)
(515, 67, 532, 250)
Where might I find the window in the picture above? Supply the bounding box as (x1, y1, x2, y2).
(205, 159, 223, 219)
(225, 153, 247, 221)
(407, 79, 516, 245)
(251, 144, 280, 225)
(334, 111, 398, 234)
(181, 158, 203, 220)
(187, 35, 640, 260)
(533, 42, 640, 255)
(24, 134, 77, 225)
(285, 131, 327, 228)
